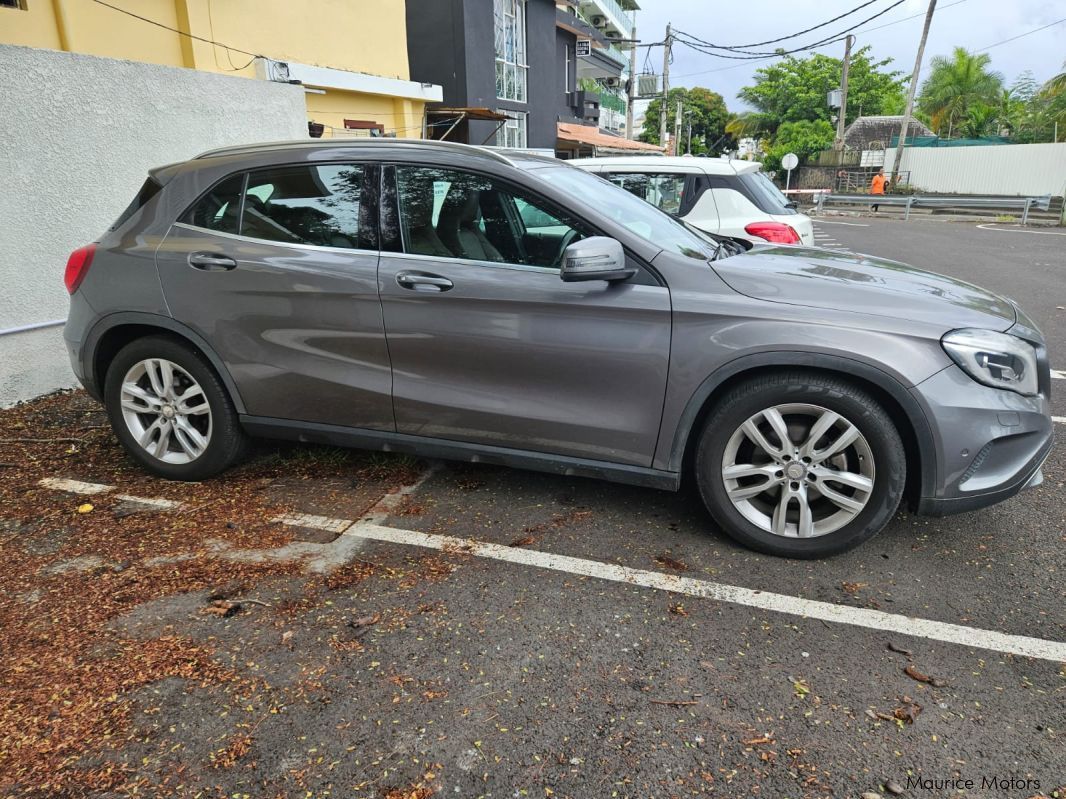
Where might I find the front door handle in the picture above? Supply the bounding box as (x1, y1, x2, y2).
(396, 271, 453, 292)
(189, 252, 238, 271)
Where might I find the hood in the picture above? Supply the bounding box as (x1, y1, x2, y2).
(713, 246, 1016, 331)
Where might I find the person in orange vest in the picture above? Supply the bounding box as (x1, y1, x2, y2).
(870, 167, 886, 212)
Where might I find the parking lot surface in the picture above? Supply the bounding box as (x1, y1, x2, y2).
(1, 217, 1064, 798)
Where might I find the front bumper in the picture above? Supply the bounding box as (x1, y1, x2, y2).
(912, 364, 1053, 516)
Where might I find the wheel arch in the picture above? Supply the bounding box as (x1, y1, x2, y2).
(84, 312, 247, 414)
(666, 352, 937, 506)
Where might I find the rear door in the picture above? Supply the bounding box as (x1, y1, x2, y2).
(376, 163, 672, 467)
(155, 162, 394, 429)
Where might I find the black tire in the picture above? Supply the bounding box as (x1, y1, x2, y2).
(694, 372, 905, 558)
(104, 336, 249, 480)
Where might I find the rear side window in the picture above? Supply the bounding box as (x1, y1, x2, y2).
(241, 164, 365, 249)
(181, 173, 244, 234)
(736, 172, 796, 215)
(110, 176, 162, 231)
(606, 173, 687, 215)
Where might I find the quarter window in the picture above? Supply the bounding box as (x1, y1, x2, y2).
(181, 173, 244, 234)
(241, 164, 366, 248)
(394, 166, 589, 268)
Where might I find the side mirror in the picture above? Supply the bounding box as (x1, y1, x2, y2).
(560, 236, 635, 282)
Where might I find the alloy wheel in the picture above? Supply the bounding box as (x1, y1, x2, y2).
(119, 358, 212, 464)
(721, 403, 875, 538)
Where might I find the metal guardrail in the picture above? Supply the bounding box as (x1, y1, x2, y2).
(814, 193, 1053, 224)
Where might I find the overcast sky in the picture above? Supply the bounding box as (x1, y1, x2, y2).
(630, 0, 1065, 113)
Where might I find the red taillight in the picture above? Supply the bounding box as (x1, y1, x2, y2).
(64, 244, 96, 294)
(744, 222, 801, 244)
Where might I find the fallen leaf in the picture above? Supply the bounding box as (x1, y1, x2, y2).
(792, 678, 810, 698)
(654, 554, 688, 571)
(668, 602, 688, 616)
(886, 642, 913, 659)
(904, 664, 947, 687)
(841, 581, 867, 594)
(76, 503, 94, 514)
(742, 735, 775, 745)
(509, 535, 537, 547)
(201, 599, 241, 618)
(350, 613, 381, 628)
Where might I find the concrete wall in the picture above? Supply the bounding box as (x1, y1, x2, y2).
(0, 44, 307, 407)
(886, 142, 1066, 196)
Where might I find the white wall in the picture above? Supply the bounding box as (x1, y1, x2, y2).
(0, 44, 308, 407)
(885, 142, 1066, 196)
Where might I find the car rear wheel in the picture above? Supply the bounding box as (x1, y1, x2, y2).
(695, 373, 905, 558)
(104, 336, 249, 480)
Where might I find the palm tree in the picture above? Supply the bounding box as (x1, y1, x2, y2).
(917, 47, 1004, 137)
(1042, 61, 1066, 97)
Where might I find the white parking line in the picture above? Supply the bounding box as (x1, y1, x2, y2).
(976, 223, 1066, 236)
(330, 522, 1066, 663)
(271, 512, 354, 533)
(1053, 416, 1066, 424)
(114, 494, 185, 510)
(813, 220, 870, 227)
(1052, 370, 1065, 380)
(38, 477, 113, 495)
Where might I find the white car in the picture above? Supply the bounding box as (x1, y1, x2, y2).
(570, 156, 814, 247)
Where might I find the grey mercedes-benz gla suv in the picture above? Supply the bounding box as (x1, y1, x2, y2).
(63, 139, 1052, 557)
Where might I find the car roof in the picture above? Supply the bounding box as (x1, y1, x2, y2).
(569, 155, 764, 175)
(192, 138, 518, 166)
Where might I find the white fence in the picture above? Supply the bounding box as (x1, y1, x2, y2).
(883, 142, 1066, 197)
(0, 45, 308, 406)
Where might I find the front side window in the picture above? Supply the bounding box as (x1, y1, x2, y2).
(608, 173, 687, 215)
(241, 164, 366, 248)
(181, 173, 244, 234)
(536, 166, 716, 261)
(496, 111, 528, 149)
(494, 0, 527, 102)
(394, 165, 589, 268)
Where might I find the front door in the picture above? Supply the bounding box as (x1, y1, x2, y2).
(376, 164, 671, 467)
(155, 162, 393, 429)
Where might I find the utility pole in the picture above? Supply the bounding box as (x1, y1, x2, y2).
(686, 111, 693, 154)
(834, 34, 855, 150)
(891, 0, 937, 182)
(674, 98, 683, 156)
(626, 20, 637, 140)
(659, 22, 671, 150)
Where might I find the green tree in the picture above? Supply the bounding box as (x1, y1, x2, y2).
(762, 119, 835, 172)
(639, 86, 732, 153)
(738, 46, 905, 136)
(917, 47, 1004, 137)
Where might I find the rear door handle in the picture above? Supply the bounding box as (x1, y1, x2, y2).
(396, 271, 453, 292)
(189, 252, 237, 271)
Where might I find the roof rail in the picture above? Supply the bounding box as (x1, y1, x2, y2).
(192, 138, 516, 166)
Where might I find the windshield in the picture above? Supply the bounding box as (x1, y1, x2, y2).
(739, 171, 796, 215)
(532, 166, 716, 260)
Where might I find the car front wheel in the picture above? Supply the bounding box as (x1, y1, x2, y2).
(104, 336, 248, 480)
(695, 373, 906, 558)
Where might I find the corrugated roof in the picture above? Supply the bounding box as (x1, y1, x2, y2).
(556, 123, 664, 152)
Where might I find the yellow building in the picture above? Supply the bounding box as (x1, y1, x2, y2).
(0, 0, 442, 138)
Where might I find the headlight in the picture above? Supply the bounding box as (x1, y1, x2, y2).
(941, 329, 1039, 396)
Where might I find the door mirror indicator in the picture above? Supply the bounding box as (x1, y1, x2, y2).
(560, 236, 635, 283)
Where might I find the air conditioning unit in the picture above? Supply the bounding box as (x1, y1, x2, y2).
(603, 76, 621, 88)
(605, 30, 622, 39)
(590, 14, 607, 27)
(255, 58, 291, 83)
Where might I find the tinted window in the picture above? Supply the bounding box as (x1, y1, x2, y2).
(607, 172, 687, 215)
(241, 164, 366, 248)
(181, 173, 244, 234)
(737, 171, 796, 215)
(395, 166, 589, 268)
(111, 176, 163, 231)
(536, 167, 716, 261)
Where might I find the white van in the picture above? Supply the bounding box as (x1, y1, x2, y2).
(570, 156, 814, 247)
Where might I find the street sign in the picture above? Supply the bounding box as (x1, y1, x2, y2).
(576, 39, 591, 57)
(781, 152, 799, 192)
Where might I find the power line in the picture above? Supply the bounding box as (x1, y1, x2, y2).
(677, 0, 884, 52)
(976, 17, 1066, 53)
(672, 0, 907, 62)
(90, 0, 262, 59)
(670, 0, 970, 79)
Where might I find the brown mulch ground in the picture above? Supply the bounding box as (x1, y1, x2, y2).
(0, 390, 423, 796)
